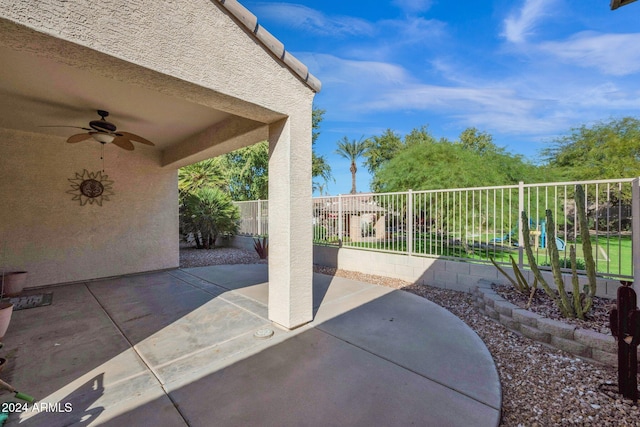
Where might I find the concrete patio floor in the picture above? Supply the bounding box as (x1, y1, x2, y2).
(0, 265, 501, 426)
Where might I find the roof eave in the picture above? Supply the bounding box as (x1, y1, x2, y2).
(216, 0, 321, 93)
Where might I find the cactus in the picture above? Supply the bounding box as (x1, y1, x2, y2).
(609, 282, 640, 402)
(520, 184, 597, 320)
(490, 255, 538, 309)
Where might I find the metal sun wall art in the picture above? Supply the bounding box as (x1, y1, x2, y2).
(67, 169, 114, 206)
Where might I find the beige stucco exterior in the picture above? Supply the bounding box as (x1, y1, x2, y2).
(0, 128, 178, 285)
(0, 0, 318, 328)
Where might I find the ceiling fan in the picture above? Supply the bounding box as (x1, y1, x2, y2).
(49, 110, 155, 151)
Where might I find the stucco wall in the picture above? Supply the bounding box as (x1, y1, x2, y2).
(0, 0, 314, 123)
(0, 128, 178, 288)
(0, 0, 316, 328)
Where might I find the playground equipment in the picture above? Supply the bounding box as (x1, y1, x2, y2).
(490, 219, 566, 251)
(536, 220, 566, 251)
(490, 228, 518, 246)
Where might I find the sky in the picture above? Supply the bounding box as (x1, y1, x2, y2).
(244, 0, 640, 196)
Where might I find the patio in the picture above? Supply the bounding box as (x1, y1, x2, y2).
(0, 266, 500, 426)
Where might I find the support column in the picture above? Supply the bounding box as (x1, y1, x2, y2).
(267, 115, 313, 329)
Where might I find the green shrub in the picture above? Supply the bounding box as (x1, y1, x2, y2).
(181, 187, 239, 249)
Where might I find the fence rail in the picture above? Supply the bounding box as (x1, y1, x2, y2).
(235, 178, 638, 280)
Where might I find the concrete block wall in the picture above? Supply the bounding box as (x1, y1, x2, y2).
(231, 237, 622, 298)
(311, 244, 621, 298)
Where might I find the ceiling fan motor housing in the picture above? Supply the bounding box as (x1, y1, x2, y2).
(90, 119, 117, 133)
(89, 110, 117, 133)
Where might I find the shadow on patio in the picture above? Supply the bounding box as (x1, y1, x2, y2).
(0, 265, 501, 426)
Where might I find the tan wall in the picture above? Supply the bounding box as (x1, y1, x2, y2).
(0, 0, 317, 328)
(0, 128, 178, 288)
(0, 0, 314, 123)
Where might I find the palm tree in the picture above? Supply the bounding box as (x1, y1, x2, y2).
(178, 158, 225, 198)
(312, 153, 332, 194)
(181, 187, 239, 249)
(335, 136, 368, 194)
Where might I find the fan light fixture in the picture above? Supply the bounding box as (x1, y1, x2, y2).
(41, 110, 155, 151)
(91, 133, 115, 144)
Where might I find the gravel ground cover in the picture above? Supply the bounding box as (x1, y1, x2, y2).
(180, 246, 640, 426)
(179, 244, 267, 267)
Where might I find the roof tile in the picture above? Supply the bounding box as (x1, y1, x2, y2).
(216, 0, 321, 92)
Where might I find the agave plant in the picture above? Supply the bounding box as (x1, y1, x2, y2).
(253, 236, 268, 259)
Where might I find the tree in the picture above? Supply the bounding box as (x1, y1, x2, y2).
(363, 129, 403, 175)
(312, 155, 332, 193)
(178, 158, 225, 198)
(458, 127, 498, 154)
(404, 125, 438, 146)
(456, 127, 550, 184)
(222, 141, 269, 201)
(312, 106, 324, 145)
(335, 136, 368, 194)
(542, 117, 640, 180)
(312, 106, 332, 191)
(180, 187, 239, 249)
(373, 135, 541, 192)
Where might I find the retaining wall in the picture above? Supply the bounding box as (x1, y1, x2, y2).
(231, 236, 622, 297)
(472, 280, 623, 366)
(312, 244, 621, 298)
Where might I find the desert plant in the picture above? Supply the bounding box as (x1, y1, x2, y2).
(181, 187, 239, 249)
(253, 236, 268, 259)
(490, 255, 538, 309)
(521, 184, 597, 319)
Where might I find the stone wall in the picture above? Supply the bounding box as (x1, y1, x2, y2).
(472, 280, 621, 366)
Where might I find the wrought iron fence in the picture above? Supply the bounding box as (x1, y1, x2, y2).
(235, 200, 268, 237)
(235, 178, 637, 279)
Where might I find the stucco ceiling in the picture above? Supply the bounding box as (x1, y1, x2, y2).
(0, 43, 233, 151)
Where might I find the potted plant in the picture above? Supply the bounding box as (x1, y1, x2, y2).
(0, 271, 14, 341)
(2, 271, 26, 297)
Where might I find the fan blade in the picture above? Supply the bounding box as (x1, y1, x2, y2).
(67, 133, 93, 143)
(111, 135, 135, 151)
(41, 125, 92, 131)
(119, 131, 155, 146)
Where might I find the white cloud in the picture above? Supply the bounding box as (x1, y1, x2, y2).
(300, 53, 412, 87)
(539, 31, 640, 76)
(392, 0, 434, 14)
(364, 84, 552, 134)
(381, 17, 446, 44)
(303, 51, 640, 140)
(250, 3, 374, 37)
(301, 53, 544, 132)
(502, 0, 554, 44)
